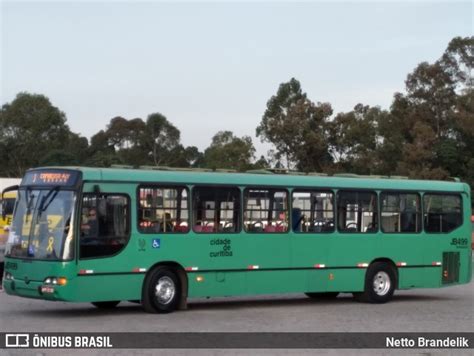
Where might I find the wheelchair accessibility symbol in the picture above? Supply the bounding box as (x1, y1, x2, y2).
(152, 238, 161, 249)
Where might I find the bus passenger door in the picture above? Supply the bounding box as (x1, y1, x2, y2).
(76, 182, 139, 302)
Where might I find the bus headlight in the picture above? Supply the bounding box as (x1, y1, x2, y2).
(4, 272, 14, 281)
(43, 277, 67, 286)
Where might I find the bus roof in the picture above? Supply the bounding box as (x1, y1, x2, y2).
(27, 166, 470, 193)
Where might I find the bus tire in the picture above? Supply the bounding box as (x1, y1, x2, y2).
(305, 292, 339, 299)
(353, 262, 396, 303)
(142, 267, 180, 313)
(91, 301, 120, 309)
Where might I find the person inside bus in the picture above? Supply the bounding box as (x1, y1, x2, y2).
(161, 212, 173, 233)
(81, 207, 98, 237)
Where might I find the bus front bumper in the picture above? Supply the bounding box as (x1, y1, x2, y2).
(2, 278, 68, 301)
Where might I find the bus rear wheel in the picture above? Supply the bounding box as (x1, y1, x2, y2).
(142, 267, 180, 313)
(91, 301, 120, 309)
(353, 262, 396, 303)
(305, 292, 339, 299)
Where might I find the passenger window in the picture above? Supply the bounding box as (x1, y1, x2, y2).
(423, 194, 462, 233)
(244, 189, 288, 233)
(292, 191, 334, 233)
(193, 186, 240, 233)
(337, 191, 378, 233)
(80, 194, 130, 258)
(381, 193, 421, 233)
(138, 187, 189, 233)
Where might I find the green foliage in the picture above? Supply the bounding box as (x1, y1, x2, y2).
(1, 36, 472, 203)
(256, 78, 333, 171)
(0, 92, 88, 176)
(202, 131, 256, 171)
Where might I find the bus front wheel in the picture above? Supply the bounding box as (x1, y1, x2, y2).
(353, 262, 396, 303)
(142, 267, 180, 313)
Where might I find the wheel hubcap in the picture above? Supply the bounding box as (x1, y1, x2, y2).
(373, 271, 391, 296)
(155, 276, 175, 305)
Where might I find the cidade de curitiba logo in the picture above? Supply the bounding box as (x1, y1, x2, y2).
(4, 334, 113, 348)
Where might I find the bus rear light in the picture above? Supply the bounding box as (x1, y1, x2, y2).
(432, 261, 442, 266)
(185, 267, 199, 271)
(247, 265, 259, 270)
(79, 269, 94, 275)
(132, 268, 147, 273)
(396, 262, 407, 267)
(314, 264, 326, 269)
(357, 263, 369, 268)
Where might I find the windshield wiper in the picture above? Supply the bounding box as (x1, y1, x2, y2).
(25, 187, 35, 222)
(37, 186, 60, 218)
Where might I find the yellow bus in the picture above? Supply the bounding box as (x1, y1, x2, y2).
(1, 190, 17, 279)
(0, 191, 17, 235)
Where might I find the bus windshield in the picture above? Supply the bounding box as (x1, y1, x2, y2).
(5, 188, 76, 260)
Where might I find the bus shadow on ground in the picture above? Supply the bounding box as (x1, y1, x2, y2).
(187, 293, 456, 311)
(23, 293, 456, 317)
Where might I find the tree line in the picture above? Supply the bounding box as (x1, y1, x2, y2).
(0, 36, 472, 189)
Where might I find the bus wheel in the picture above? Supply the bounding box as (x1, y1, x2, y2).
(305, 292, 339, 299)
(142, 267, 180, 313)
(354, 262, 396, 303)
(91, 301, 120, 309)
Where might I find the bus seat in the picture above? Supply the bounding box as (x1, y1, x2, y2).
(275, 225, 286, 232)
(202, 225, 214, 232)
(264, 225, 276, 232)
(175, 225, 189, 233)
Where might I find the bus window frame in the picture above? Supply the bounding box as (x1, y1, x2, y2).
(379, 191, 423, 234)
(422, 192, 463, 234)
(291, 188, 335, 234)
(79, 192, 131, 260)
(191, 184, 242, 234)
(136, 184, 190, 234)
(243, 187, 290, 234)
(336, 189, 379, 234)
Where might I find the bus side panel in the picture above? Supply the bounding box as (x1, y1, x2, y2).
(398, 267, 441, 289)
(188, 271, 246, 298)
(189, 269, 327, 297)
(325, 269, 365, 292)
(72, 274, 144, 302)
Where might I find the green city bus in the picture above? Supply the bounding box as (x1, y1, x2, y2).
(2, 167, 472, 313)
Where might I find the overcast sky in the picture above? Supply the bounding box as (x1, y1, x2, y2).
(1, 1, 472, 157)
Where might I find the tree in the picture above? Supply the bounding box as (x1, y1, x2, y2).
(257, 78, 333, 171)
(144, 113, 181, 166)
(0, 92, 86, 176)
(382, 36, 473, 179)
(256, 78, 306, 168)
(202, 131, 256, 171)
(328, 104, 382, 174)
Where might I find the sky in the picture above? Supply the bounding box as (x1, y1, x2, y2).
(1, 0, 472, 158)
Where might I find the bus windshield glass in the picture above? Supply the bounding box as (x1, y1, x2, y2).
(5, 188, 76, 260)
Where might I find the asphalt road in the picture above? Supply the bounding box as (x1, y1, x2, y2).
(0, 261, 473, 356)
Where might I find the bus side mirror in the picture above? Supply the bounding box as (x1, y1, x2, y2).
(1, 202, 6, 220)
(2, 184, 19, 220)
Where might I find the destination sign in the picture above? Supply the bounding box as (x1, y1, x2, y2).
(22, 170, 81, 187)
